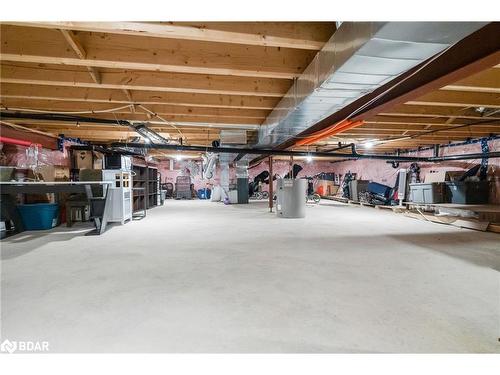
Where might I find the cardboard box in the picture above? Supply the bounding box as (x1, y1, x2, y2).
(93, 152, 104, 169)
(38, 166, 70, 182)
(316, 180, 339, 196)
(425, 170, 448, 183)
(74, 151, 93, 169)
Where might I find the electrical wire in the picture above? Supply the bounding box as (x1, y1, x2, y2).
(137, 105, 184, 138)
(0, 120, 59, 138)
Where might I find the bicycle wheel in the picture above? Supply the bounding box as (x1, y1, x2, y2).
(262, 191, 269, 199)
(312, 194, 321, 203)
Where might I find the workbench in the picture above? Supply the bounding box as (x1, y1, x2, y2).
(0, 181, 113, 235)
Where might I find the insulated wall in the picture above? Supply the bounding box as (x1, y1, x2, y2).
(328, 139, 500, 203)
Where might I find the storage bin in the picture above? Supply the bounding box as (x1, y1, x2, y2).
(17, 203, 59, 230)
(444, 181, 489, 204)
(0, 166, 14, 181)
(197, 188, 211, 199)
(409, 183, 447, 204)
(349, 180, 369, 202)
(367, 182, 392, 198)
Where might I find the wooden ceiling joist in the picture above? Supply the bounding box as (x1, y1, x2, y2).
(0, 99, 269, 118)
(379, 104, 500, 120)
(0, 65, 288, 97)
(439, 67, 500, 94)
(2, 22, 498, 150)
(0, 53, 297, 80)
(4, 22, 330, 50)
(440, 85, 500, 94)
(1, 24, 318, 79)
(3, 113, 263, 125)
(0, 94, 273, 110)
(405, 90, 500, 108)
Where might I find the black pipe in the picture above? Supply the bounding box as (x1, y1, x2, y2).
(110, 142, 500, 163)
(429, 153, 500, 162)
(111, 142, 429, 161)
(320, 143, 356, 153)
(5, 111, 499, 163)
(1, 111, 132, 126)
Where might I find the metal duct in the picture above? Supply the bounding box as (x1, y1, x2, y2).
(258, 22, 488, 147)
(110, 142, 500, 163)
(202, 152, 218, 179)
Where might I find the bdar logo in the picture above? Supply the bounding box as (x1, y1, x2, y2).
(0, 339, 17, 354)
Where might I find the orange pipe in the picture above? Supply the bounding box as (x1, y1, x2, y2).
(295, 120, 364, 146)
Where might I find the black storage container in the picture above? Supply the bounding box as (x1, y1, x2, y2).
(105, 154, 123, 169)
(444, 181, 489, 204)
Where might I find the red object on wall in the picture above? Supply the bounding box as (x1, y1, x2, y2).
(0, 136, 41, 148)
(295, 120, 364, 146)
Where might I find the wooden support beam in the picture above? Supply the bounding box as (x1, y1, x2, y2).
(59, 29, 86, 59)
(440, 67, 500, 94)
(0, 93, 277, 111)
(3, 113, 263, 125)
(0, 98, 269, 119)
(379, 104, 500, 120)
(0, 53, 297, 79)
(0, 64, 289, 97)
(122, 89, 133, 102)
(5, 22, 329, 50)
(121, 89, 135, 113)
(406, 91, 500, 108)
(0, 77, 285, 99)
(440, 85, 500, 94)
(268, 156, 273, 212)
(59, 29, 101, 84)
(7, 119, 259, 131)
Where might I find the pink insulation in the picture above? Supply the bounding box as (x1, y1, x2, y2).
(1, 142, 73, 169)
(156, 139, 500, 202)
(158, 161, 215, 190)
(328, 139, 500, 203)
(4, 136, 498, 203)
(157, 158, 337, 191)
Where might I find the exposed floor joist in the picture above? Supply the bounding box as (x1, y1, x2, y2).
(0, 53, 298, 79)
(2, 22, 498, 149)
(3, 22, 332, 50)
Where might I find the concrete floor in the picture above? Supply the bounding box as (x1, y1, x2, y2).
(1, 200, 499, 353)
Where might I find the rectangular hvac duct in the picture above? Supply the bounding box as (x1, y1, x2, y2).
(220, 130, 247, 145)
(257, 22, 488, 147)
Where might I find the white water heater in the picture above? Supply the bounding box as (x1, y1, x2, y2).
(276, 178, 307, 218)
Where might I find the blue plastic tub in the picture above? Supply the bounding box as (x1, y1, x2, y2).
(197, 188, 211, 199)
(17, 203, 59, 230)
